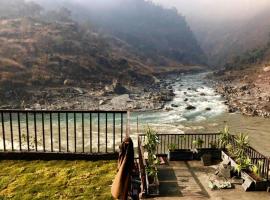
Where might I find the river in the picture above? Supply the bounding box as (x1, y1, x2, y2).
(133, 73, 270, 155)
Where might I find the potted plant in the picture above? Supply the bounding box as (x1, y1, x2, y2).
(231, 133, 268, 191)
(143, 126, 160, 195)
(220, 125, 237, 164)
(192, 138, 212, 165)
(219, 124, 230, 149)
(191, 137, 222, 165)
(167, 140, 193, 161)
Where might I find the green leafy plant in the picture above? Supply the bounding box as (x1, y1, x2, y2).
(251, 160, 264, 178)
(144, 126, 159, 155)
(233, 133, 251, 175)
(234, 133, 249, 159)
(219, 125, 230, 148)
(235, 157, 252, 175)
(168, 143, 176, 152)
(144, 126, 160, 180)
(146, 165, 158, 178)
(192, 138, 204, 149)
(209, 141, 218, 149)
(225, 143, 235, 157)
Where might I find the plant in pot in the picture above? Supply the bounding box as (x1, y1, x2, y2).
(232, 133, 268, 191)
(167, 136, 193, 161)
(192, 138, 213, 165)
(233, 133, 250, 173)
(219, 125, 230, 149)
(143, 126, 160, 195)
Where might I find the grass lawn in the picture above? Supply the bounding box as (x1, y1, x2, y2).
(0, 160, 117, 200)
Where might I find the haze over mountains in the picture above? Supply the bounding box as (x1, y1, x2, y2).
(153, 0, 270, 67)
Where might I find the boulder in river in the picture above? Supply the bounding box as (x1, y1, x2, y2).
(171, 104, 178, 108)
(184, 98, 188, 102)
(186, 105, 196, 110)
(165, 107, 173, 111)
(205, 107, 211, 111)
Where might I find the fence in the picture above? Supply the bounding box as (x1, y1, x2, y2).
(0, 110, 127, 156)
(139, 133, 270, 181)
(138, 133, 221, 154)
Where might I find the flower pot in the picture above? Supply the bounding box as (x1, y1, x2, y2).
(241, 171, 269, 191)
(201, 153, 212, 166)
(168, 149, 194, 161)
(145, 168, 159, 196)
(194, 148, 221, 160)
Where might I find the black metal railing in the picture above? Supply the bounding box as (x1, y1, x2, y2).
(0, 110, 127, 154)
(139, 133, 270, 181)
(138, 133, 221, 154)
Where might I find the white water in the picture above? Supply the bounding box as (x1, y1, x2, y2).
(134, 73, 226, 128)
(132, 73, 270, 155)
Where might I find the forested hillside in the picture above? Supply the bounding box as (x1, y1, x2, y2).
(35, 0, 206, 66)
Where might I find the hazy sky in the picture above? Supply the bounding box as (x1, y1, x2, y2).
(151, 0, 270, 22)
(31, 0, 270, 23)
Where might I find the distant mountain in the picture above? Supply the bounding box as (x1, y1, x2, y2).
(0, 0, 157, 92)
(191, 7, 270, 67)
(34, 0, 207, 66)
(0, 0, 207, 92)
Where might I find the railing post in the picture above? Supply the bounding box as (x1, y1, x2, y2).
(126, 110, 131, 138)
(9, 112, 14, 151)
(1, 112, 6, 151)
(58, 112, 61, 152)
(26, 112, 30, 151)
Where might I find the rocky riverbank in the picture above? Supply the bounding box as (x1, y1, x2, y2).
(0, 78, 175, 111)
(211, 65, 270, 117)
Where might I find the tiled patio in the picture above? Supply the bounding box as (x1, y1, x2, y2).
(149, 161, 270, 200)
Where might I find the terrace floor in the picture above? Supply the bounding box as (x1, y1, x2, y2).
(150, 161, 270, 200)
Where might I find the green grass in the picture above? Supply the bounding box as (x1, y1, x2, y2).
(0, 160, 117, 200)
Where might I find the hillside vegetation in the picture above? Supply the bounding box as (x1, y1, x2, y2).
(0, 0, 206, 108)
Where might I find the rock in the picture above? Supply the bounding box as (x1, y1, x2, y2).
(171, 104, 178, 108)
(73, 87, 85, 94)
(165, 107, 173, 111)
(200, 93, 206, 96)
(263, 66, 270, 72)
(113, 83, 129, 94)
(184, 98, 188, 102)
(63, 79, 75, 86)
(186, 105, 196, 110)
(240, 84, 249, 91)
(228, 107, 237, 113)
(33, 103, 41, 110)
(99, 100, 105, 105)
(205, 107, 211, 111)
